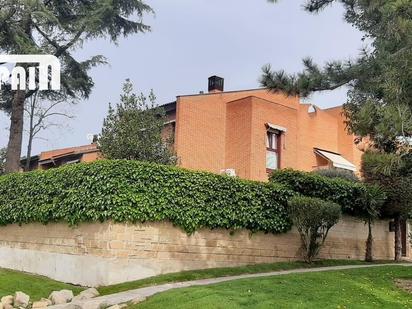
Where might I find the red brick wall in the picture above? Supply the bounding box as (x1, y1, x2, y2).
(297, 104, 339, 171)
(175, 89, 300, 177)
(325, 106, 363, 174)
(249, 97, 299, 181)
(175, 89, 361, 181)
(225, 97, 253, 179)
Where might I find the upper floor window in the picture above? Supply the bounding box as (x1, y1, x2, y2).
(266, 130, 280, 170)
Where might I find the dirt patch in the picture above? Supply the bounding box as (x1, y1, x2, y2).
(395, 279, 412, 293)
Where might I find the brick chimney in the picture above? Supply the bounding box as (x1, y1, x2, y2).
(208, 76, 224, 93)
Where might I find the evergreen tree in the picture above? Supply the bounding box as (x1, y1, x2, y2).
(362, 151, 412, 260)
(262, 0, 412, 153)
(99, 80, 176, 165)
(263, 0, 412, 260)
(0, 0, 153, 173)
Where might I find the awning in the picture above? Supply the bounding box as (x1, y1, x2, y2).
(314, 148, 357, 172)
(266, 123, 287, 133)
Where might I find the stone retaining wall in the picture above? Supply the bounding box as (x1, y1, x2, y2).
(0, 216, 398, 287)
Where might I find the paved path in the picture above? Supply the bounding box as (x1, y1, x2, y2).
(51, 263, 412, 309)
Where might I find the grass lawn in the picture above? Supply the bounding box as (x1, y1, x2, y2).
(99, 259, 388, 295)
(0, 268, 84, 301)
(132, 266, 412, 309)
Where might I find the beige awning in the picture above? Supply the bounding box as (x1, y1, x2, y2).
(314, 148, 356, 172)
(266, 123, 287, 132)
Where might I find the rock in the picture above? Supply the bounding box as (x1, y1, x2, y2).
(40, 298, 52, 306)
(81, 288, 99, 298)
(49, 293, 66, 305)
(48, 290, 74, 305)
(32, 300, 50, 308)
(14, 292, 30, 308)
(0, 296, 13, 306)
(71, 288, 100, 302)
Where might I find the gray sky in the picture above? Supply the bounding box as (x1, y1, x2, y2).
(0, 0, 364, 154)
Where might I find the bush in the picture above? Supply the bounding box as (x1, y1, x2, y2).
(269, 169, 378, 217)
(313, 168, 359, 182)
(0, 160, 295, 234)
(288, 196, 341, 263)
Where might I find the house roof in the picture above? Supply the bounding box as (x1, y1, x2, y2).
(159, 101, 177, 113)
(39, 144, 99, 162)
(176, 87, 269, 98)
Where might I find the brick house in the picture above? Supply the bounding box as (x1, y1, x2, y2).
(163, 76, 362, 181)
(21, 143, 100, 171)
(24, 76, 363, 181)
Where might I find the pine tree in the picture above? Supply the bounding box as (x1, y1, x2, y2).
(262, 0, 412, 152)
(262, 0, 412, 261)
(362, 152, 412, 261)
(0, 0, 153, 173)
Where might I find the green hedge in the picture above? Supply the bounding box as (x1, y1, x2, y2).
(269, 169, 377, 216)
(0, 160, 295, 234)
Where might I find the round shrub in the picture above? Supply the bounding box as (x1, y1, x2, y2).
(288, 196, 341, 263)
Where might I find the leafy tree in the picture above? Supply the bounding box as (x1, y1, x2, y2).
(0, 0, 153, 173)
(0, 148, 6, 175)
(288, 196, 341, 263)
(99, 80, 176, 165)
(262, 0, 412, 153)
(362, 151, 412, 261)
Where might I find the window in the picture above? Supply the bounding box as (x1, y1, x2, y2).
(266, 130, 280, 170)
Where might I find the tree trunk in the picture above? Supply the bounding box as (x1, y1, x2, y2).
(5, 90, 25, 173)
(365, 220, 373, 262)
(25, 98, 35, 172)
(394, 215, 402, 261)
(25, 133, 33, 172)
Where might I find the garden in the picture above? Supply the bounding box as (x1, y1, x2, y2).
(0, 158, 411, 307)
(0, 157, 408, 263)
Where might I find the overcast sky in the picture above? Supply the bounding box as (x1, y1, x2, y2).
(0, 0, 365, 155)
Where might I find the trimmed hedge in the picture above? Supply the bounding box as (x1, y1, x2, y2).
(269, 169, 377, 216)
(0, 160, 295, 234)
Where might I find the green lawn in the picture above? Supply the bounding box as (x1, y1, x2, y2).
(0, 268, 84, 301)
(132, 266, 412, 309)
(99, 260, 387, 295)
(1, 260, 406, 308)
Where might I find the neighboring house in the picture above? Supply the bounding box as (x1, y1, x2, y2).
(22, 76, 363, 181)
(164, 76, 362, 181)
(21, 143, 100, 171)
